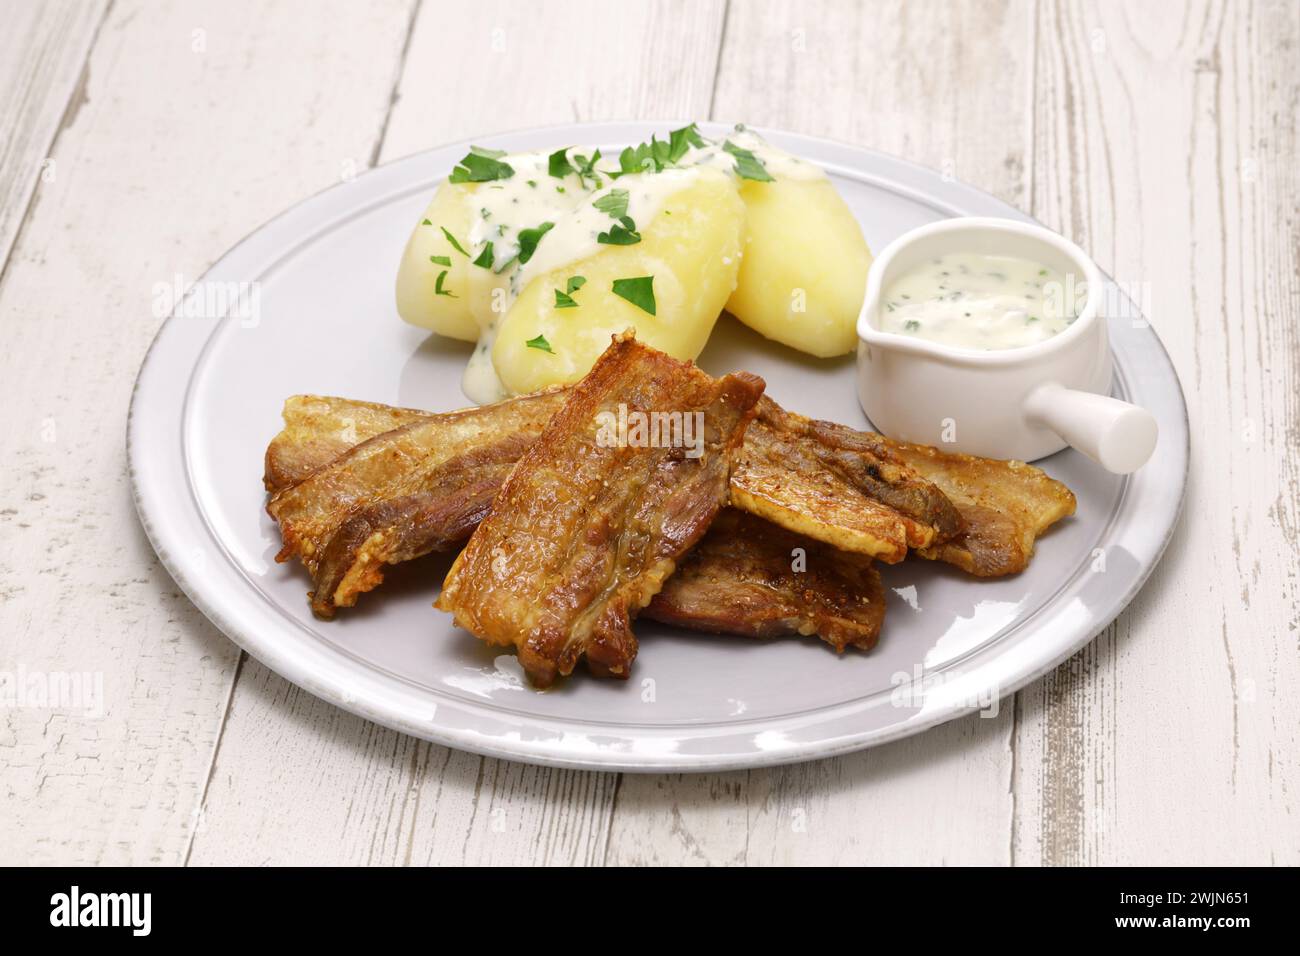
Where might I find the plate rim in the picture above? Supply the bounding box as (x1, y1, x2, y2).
(128, 121, 1190, 772)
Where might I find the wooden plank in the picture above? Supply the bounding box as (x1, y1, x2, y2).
(380, 0, 728, 158)
(0, 0, 107, 275)
(1013, 0, 1299, 865)
(605, 0, 1031, 866)
(607, 713, 1013, 865)
(187, 0, 727, 867)
(0, 0, 416, 865)
(186, 661, 618, 865)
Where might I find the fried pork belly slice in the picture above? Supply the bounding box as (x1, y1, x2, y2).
(730, 397, 963, 564)
(885, 440, 1077, 576)
(645, 510, 886, 652)
(264, 395, 431, 492)
(265, 392, 966, 568)
(436, 334, 765, 688)
(266, 388, 569, 617)
(265, 391, 1069, 587)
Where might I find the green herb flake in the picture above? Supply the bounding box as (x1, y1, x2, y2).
(616, 145, 645, 176)
(525, 334, 554, 353)
(548, 148, 575, 179)
(434, 270, 457, 298)
(516, 222, 555, 265)
(448, 149, 515, 184)
(421, 218, 432, 225)
(472, 241, 495, 269)
(668, 123, 706, 163)
(593, 188, 630, 219)
(554, 274, 588, 309)
(571, 150, 603, 187)
(904, 319, 920, 332)
(429, 254, 452, 267)
(598, 216, 641, 246)
(614, 125, 706, 179)
(617, 139, 664, 176)
(612, 275, 656, 315)
(723, 140, 774, 182)
(440, 227, 469, 256)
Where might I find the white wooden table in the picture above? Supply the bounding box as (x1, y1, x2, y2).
(1, 0, 1295, 867)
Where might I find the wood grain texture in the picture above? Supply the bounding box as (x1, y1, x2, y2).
(1, 0, 1294, 867)
(1012, 0, 1300, 865)
(186, 0, 728, 867)
(186, 661, 617, 865)
(606, 712, 1013, 865)
(0, 0, 415, 865)
(381, 0, 728, 158)
(0, 0, 108, 276)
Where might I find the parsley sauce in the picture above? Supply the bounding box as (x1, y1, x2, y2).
(448, 127, 823, 403)
(878, 253, 1084, 351)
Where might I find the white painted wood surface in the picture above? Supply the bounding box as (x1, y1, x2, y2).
(0, 0, 1294, 866)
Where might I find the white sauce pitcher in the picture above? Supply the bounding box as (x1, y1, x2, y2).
(856, 217, 1157, 473)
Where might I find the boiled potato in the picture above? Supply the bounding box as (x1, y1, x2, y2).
(491, 167, 744, 395)
(726, 176, 872, 357)
(394, 183, 481, 342)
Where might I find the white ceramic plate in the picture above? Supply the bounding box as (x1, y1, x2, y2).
(129, 122, 1188, 771)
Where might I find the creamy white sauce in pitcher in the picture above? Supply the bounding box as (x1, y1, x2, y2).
(879, 252, 1085, 350)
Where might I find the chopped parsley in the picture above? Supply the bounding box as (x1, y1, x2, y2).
(548, 148, 574, 179)
(428, 254, 451, 267)
(525, 334, 554, 353)
(471, 241, 495, 269)
(669, 123, 707, 160)
(440, 227, 469, 256)
(615, 124, 705, 176)
(617, 138, 668, 176)
(553, 275, 587, 309)
(597, 216, 641, 246)
(516, 222, 555, 264)
(903, 319, 920, 332)
(723, 140, 773, 182)
(593, 188, 629, 219)
(448, 147, 515, 184)
(612, 276, 656, 315)
(434, 270, 457, 298)
(548, 149, 602, 187)
(572, 150, 602, 187)
(421, 218, 432, 225)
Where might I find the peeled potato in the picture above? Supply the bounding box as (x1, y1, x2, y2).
(491, 168, 745, 395)
(395, 183, 480, 342)
(727, 177, 872, 358)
